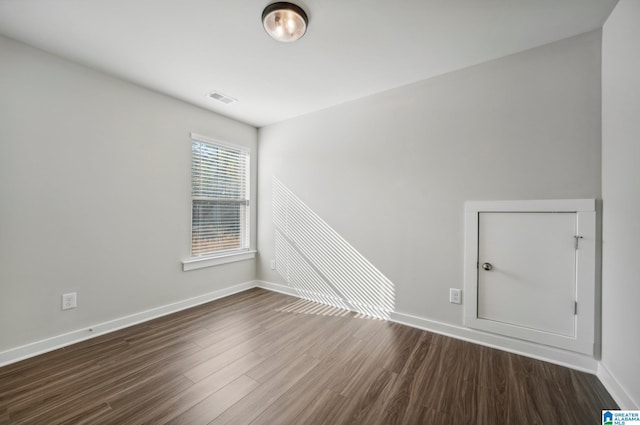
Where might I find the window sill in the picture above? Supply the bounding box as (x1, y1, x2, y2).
(182, 250, 256, 271)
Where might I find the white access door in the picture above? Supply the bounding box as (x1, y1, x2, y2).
(478, 212, 577, 338)
(463, 199, 596, 355)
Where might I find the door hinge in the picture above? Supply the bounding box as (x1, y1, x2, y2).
(574, 235, 584, 249)
(574, 301, 578, 315)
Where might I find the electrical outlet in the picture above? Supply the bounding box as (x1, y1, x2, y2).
(270, 259, 276, 270)
(62, 292, 77, 310)
(449, 288, 462, 304)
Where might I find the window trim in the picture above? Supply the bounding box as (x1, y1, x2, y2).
(182, 249, 256, 271)
(184, 133, 252, 271)
(191, 132, 251, 154)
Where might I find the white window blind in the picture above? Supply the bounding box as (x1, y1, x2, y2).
(191, 136, 250, 257)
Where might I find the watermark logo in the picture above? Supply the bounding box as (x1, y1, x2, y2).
(603, 410, 640, 425)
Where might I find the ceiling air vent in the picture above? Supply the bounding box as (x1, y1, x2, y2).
(207, 91, 238, 105)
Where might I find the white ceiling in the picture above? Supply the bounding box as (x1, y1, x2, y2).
(0, 0, 617, 127)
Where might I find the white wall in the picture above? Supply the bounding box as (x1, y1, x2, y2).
(0, 35, 257, 353)
(258, 31, 602, 361)
(601, 0, 640, 409)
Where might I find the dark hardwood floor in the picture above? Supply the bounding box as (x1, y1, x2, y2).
(0, 288, 617, 424)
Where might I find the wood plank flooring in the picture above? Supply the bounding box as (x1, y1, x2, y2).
(0, 288, 617, 424)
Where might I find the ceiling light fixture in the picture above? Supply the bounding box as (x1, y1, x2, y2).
(262, 2, 308, 42)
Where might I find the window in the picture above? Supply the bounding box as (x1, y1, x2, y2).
(190, 134, 250, 258)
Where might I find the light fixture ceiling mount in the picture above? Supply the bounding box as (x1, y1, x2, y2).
(262, 2, 308, 43)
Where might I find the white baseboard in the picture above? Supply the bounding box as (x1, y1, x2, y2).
(390, 310, 598, 373)
(258, 280, 640, 409)
(2, 278, 632, 411)
(598, 363, 638, 409)
(256, 280, 300, 297)
(0, 280, 256, 367)
(256, 280, 598, 373)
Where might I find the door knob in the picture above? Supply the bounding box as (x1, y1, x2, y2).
(482, 262, 493, 271)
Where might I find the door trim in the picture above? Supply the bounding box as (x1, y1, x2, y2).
(463, 199, 596, 355)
